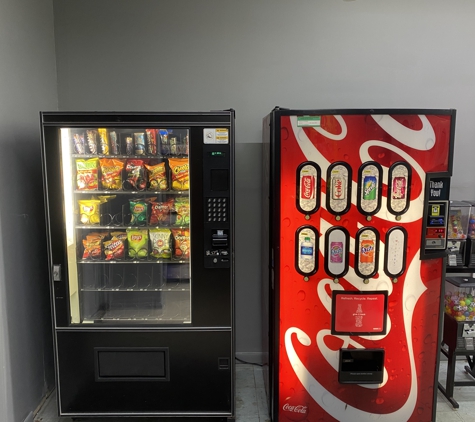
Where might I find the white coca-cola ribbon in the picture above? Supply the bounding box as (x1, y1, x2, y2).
(285, 253, 427, 421)
(370, 115, 436, 151)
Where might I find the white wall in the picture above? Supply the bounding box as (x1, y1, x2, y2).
(0, 0, 57, 420)
(52, 0, 475, 359)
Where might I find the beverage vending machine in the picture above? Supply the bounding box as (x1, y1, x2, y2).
(262, 108, 455, 422)
(40, 111, 235, 419)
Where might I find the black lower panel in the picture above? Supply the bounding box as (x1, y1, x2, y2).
(56, 330, 233, 416)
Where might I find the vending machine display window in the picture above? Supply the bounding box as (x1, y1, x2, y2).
(331, 290, 388, 336)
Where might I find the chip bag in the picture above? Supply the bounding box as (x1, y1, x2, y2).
(100, 158, 125, 190)
(150, 228, 172, 259)
(150, 198, 174, 226)
(127, 229, 149, 259)
(104, 238, 125, 261)
(169, 158, 189, 191)
(145, 162, 168, 191)
(171, 228, 190, 260)
(173, 197, 190, 226)
(82, 234, 102, 260)
(124, 159, 147, 190)
(129, 199, 148, 226)
(78, 199, 101, 225)
(76, 158, 99, 190)
(110, 231, 127, 241)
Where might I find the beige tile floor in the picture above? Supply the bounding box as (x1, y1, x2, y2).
(35, 359, 475, 422)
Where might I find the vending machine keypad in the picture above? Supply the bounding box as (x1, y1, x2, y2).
(206, 198, 228, 222)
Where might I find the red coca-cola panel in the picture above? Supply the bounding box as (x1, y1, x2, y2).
(277, 113, 453, 422)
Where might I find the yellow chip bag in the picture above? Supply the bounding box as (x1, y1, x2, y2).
(168, 158, 189, 191)
(78, 199, 101, 225)
(145, 162, 168, 191)
(100, 158, 124, 190)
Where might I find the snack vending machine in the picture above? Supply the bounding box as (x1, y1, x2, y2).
(40, 111, 235, 419)
(262, 108, 455, 422)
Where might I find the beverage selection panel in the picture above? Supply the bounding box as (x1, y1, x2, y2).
(294, 160, 415, 284)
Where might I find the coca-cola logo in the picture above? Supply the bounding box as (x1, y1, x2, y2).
(282, 394, 308, 421)
(283, 403, 308, 414)
(301, 175, 315, 200)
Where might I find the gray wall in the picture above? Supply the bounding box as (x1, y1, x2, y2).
(0, 0, 57, 420)
(52, 0, 475, 360)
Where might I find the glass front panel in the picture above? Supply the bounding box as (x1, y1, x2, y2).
(61, 127, 191, 325)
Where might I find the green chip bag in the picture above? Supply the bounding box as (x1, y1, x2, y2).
(130, 200, 148, 226)
(174, 197, 190, 226)
(127, 229, 148, 259)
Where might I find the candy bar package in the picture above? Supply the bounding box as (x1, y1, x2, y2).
(98, 128, 110, 155)
(73, 132, 86, 154)
(146, 129, 158, 155)
(86, 130, 98, 154)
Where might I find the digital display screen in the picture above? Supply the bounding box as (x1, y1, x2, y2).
(429, 217, 445, 226)
(331, 291, 388, 335)
(209, 151, 226, 157)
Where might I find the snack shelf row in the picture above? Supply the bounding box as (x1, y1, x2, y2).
(71, 128, 189, 157)
(72, 154, 187, 160)
(83, 309, 190, 323)
(76, 225, 189, 230)
(78, 259, 189, 265)
(74, 190, 189, 195)
(80, 286, 190, 292)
